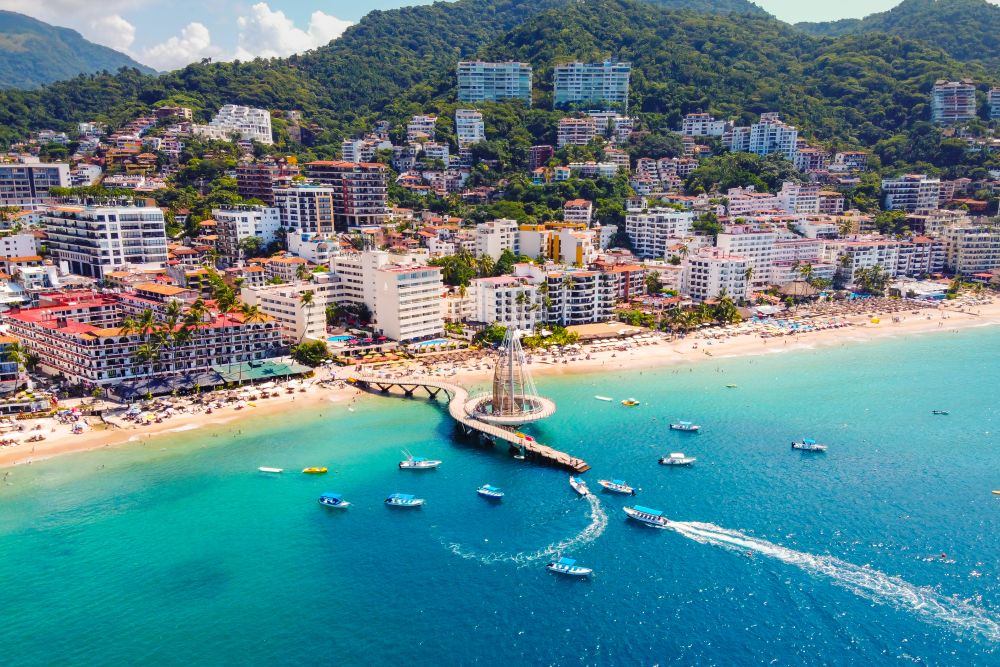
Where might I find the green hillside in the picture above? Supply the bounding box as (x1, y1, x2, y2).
(0, 11, 153, 89)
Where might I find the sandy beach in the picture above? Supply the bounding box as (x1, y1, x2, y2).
(2, 296, 996, 471)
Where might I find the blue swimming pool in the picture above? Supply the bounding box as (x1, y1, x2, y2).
(327, 335, 356, 343)
(412, 338, 451, 347)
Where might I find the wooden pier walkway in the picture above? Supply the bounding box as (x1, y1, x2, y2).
(346, 374, 589, 473)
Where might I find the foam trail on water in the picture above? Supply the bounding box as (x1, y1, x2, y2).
(666, 520, 1000, 642)
(446, 494, 607, 567)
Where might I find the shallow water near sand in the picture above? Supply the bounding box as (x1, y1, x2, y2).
(1, 327, 998, 666)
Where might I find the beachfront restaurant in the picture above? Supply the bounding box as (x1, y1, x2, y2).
(113, 360, 312, 399)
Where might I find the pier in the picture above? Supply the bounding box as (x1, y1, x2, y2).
(346, 374, 589, 473)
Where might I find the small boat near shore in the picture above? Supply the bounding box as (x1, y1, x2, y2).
(318, 492, 350, 508)
(302, 467, 328, 474)
(621, 399, 640, 407)
(385, 493, 424, 507)
(931, 410, 950, 415)
(993, 490, 1000, 495)
(624, 505, 669, 528)
(258, 466, 283, 473)
(569, 476, 590, 497)
(477, 484, 504, 499)
(594, 396, 613, 402)
(669, 421, 700, 432)
(726, 384, 738, 389)
(791, 439, 827, 452)
(598, 479, 636, 495)
(546, 557, 592, 577)
(659, 452, 696, 466)
(399, 450, 441, 469)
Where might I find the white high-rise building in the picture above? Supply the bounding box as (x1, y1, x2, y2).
(213, 206, 282, 261)
(557, 117, 600, 147)
(682, 248, 750, 302)
(0, 157, 70, 207)
(475, 219, 519, 260)
(715, 228, 778, 289)
(625, 206, 695, 259)
(989, 88, 1000, 121)
(941, 225, 1000, 274)
(470, 275, 543, 331)
(407, 115, 437, 142)
(777, 182, 821, 215)
(553, 60, 631, 111)
(457, 61, 532, 104)
(455, 109, 486, 148)
(193, 105, 273, 144)
(882, 175, 942, 212)
(43, 203, 168, 279)
(681, 113, 727, 137)
(931, 80, 977, 125)
(748, 113, 798, 161)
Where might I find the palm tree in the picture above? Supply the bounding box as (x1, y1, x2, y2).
(299, 290, 315, 307)
(797, 262, 815, 284)
(136, 309, 156, 336)
(239, 303, 267, 323)
(296, 264, 311, 282)
(4, 341, 24, 366)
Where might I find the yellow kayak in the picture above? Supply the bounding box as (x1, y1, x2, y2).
(621, 399, 640, 407)
(302, 467, 328, 474)
(993, 490, 1000, 495)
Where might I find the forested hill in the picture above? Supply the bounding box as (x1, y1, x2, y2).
(795, 0, 1000, 68)
(0, 0, 989, 151)
(0, 11, 153, 89)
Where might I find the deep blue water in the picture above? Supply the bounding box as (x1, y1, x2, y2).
(1, 328, 998, 666)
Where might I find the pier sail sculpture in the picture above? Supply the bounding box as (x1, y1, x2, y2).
(466, 328, 556, 427)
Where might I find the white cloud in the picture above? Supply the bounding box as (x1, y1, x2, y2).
(88, 14, 137, 52)
(233, 2, 352, 60)
(141, 21, 219, 71)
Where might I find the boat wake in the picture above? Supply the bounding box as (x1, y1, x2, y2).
(666, 520, 1000, 642)
(445, 494, 607, 567)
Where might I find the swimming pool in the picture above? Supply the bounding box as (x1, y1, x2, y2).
(327, 335, 356, 343)
(412, 338, 451, 347)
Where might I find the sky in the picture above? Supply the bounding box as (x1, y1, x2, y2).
(0, 0, 994, 71)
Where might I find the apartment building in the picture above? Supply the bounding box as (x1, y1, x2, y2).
(469, 275, 543, 331)
(941, 225, 1000, 274)
(777, 182, 821, 215)
(274, 185, 336, 235)
(748, 113, 798, 161)
(407, 115, 437, 142)
(0, 233, 37, 258)
(192, 105, 273, 144)
(553, 60, 631, 111)
(990, 88, 1000, 121)
(794, 147, 830, 173)
(213, 206, 282, 261)
(242, 275, 341, 341)
(0, 157, 70, 207)
(625, 207, 695, 259)
(304, 161, 389, 229)
(833, 152, 869, 172)
(455, 109, 486, 148)
(475, 219, 520, 260)
(715, 228, 778, 289)
(457, 61, 532, 104)
(3, 292, 282, 388)
(568, 162, 618, 179)
(529, 145, 555, 169)
(557, 117, 600, 147)
(681, 113, 727, 137)
(726, 186, 780, 217)
(823, 239, 901, 285)
(563, 199, 593, 226)
(544, 269, 617, 326)
(897, 236, 946, 276)
(236, 159, 299, 205)
(372, 264, 444, 342)
(931, 80, 977, 125)
(43, 203, 168, 279)
(882, 175, 942, 212)
(682, 248, 751, 302)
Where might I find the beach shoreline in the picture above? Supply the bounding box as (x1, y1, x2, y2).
(1, 297, 996, 471)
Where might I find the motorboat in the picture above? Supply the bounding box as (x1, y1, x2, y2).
(931, 410, 950, 415)
(621, 399, 640, 407)
(399, 450, 441, 469)
(594, 396, 613, 402)
(598, 479, 636, 495)
(659, 452, 696, 466)
(993, 490, 1000, 495)
(624, 505, 669, 528)
(318, 492, 350, 508)
(546, 557, 592, 577)
(258, 466, 283, 473)
(385, 493, 425, 507)
(302, 467, 328, 474)
(477, 484, 504, 499)
(669, 421, 700, 432)
(791, 439, 827, 452)
(726, 384, 738, 389)
(569, 476, 590, 497)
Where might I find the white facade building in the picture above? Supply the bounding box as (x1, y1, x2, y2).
(748, 113, 798, 161)
(407, 115, 437, 142)
(213, 206, 282, 260)
(682, 248, 750, 302)
(682, 113, 727, 137)
(931, 80, 977, 125)
(0, 233, 37, 258)
(470, 275, 543, 330)
(941, 225, 1000, 274)
(455, 109, 486, 148)
(193, 105, 273, 144)
(625, 207, 695, 259)
(553, 60, 631, 111)
(882, 175, 942, 212)
(457, 61, 532, 104)
(715, 228, 778, 289)
(0, 158, 70, 207)
(475, 219, 519, 260)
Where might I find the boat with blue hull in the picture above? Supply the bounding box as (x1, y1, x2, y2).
(477, 484, 504, 499)
(318, 493, 350, 508)
(385, 493, 425, 507)
(791, 438, 828, 452)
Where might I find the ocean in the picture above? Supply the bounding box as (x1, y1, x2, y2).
(1, 327, 998, 666)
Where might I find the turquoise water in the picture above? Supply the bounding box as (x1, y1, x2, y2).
(1, 328, 999, 665)
(412, 338, 452, 347)
(327, 335, 354, 342)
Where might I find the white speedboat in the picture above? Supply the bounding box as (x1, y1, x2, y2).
(791, 438, 827, 452)
(569, 476, 590, 497)
(659, 452, 696, 466)
(598, 479, 636, 495)
(318, 492, 350, 508)
(594, 396, 613, 402)
(624, 505, 669, 528)
(385, 493, 425, 507)
(546, 557, 592, 577)
(669, 421, 700, 432)
(399, 450, 442, 469)
(477, 484, 504, 499)
(258, 466, 283, 473)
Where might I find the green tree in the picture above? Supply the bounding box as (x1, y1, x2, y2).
(291, 340, 329, 367)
